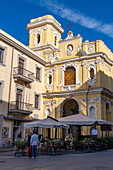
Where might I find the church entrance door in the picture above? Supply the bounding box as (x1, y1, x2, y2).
(62, 99, 79, 139)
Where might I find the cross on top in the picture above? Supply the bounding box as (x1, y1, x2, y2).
(67, 22, 74, 31)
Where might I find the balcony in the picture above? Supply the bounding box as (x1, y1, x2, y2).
(9, 101, 33, 115)
(13, 67, 34, 83)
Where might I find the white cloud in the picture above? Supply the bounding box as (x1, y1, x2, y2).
(98, 24, 113, 38)
(23, 0, 113, 38)
(43, 0, 101, 29)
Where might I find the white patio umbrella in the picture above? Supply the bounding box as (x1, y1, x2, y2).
(24, 116, 69, 129)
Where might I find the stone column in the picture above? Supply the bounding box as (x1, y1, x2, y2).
(21, 122, 24, 139)
(66, 127, 68, 137)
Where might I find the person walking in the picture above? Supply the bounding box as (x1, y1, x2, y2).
(30, 130, 39, 158)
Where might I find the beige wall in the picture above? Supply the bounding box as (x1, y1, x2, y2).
(0, 30, 45, 120)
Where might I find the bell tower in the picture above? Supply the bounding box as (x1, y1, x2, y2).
(26, 15, 64, 57)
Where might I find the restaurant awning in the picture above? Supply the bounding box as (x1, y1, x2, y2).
(57, 114, 113, 126)
(57, 114, 95, 126)
(24, 116, 69, 128)
(96, 119, 113, 126)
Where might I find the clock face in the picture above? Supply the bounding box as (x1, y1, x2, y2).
(89, 45, 93, 52)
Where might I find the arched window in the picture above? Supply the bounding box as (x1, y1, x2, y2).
(54, 36, 57, 46)
(106, 103, 111, 121)
(64, 67, 76, 85)
(37, 34, 40, 44)
(106, 103, 109, 111)
(49, 75, 52, 85)
(90, 68, 94, 79)
(90, 106, 95, 118)
(106, 103, 110, 113)
(87, 64, 96, 86)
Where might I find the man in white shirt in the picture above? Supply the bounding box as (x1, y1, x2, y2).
(30, 130, 39, 158)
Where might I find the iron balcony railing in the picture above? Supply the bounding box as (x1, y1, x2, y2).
(13, 67, 34, 81)
(9, 101, 33, 114)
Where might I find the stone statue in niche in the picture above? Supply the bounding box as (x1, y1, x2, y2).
(66, 44, 73, 56)
(77, 44, 80, 53)
(90, 106, 96, 118)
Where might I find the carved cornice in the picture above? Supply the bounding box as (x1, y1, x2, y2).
(82, 96, 112, 106)
(29, 25, 60, 36)
(46, 52, 113, 67)
(0, 30, 46, 66)
(32, 44, 58, 51)
(26, 18, 64, 34)
(82, 40, 113, 57)
(42, 87, 100, 97)
(42, 87, 113, 99)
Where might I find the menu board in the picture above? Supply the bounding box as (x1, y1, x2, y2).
(2, 127, 9, 138)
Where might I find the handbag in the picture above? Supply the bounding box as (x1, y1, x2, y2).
(28, 145, 32, 157)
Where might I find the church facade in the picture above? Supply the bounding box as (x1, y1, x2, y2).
(0, 15, 113, 146)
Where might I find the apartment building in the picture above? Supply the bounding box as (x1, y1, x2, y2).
(0, 29, 45, 147)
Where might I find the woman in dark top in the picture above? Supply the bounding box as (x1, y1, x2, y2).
(28, 132, 32, 147)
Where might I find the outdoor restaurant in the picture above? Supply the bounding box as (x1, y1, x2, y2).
(13, 114, 113, 156)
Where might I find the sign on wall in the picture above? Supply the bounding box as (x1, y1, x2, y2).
(2, 127, 9, 138)
(92, 129, 97, 137)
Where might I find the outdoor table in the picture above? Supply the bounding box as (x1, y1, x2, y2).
(48, 143, 55, 155)
(14, 146, 27, 156)
(38, 143, 47, 155)
(83, 141, 94, 152)
(47, 143, 62, 155)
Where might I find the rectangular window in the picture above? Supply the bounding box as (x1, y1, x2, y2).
(35, 94, 39, 109)
(0, 48, 4, 63)
(18, 58, 24, 75)
(0, 81, 4, 101)
(36, 67, 41, 81)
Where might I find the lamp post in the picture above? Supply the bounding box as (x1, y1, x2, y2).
(86, 85, 90, 116)
(86, 85, 91, 136)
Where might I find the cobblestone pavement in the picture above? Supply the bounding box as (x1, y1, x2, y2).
(0, 150, 113, 170)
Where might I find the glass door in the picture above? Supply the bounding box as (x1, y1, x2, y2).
(18, 58, 24, 75)
(16, 89, 22, 109)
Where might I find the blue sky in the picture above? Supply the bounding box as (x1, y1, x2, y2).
(1, 0, 113, 52)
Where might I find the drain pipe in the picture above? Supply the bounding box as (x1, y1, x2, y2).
(7, 47, 14, 115)
(86, 85, 90, 116)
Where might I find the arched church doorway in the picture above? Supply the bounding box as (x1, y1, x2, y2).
(62, 99, 79, 117)
(61, 98, 79, 139)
